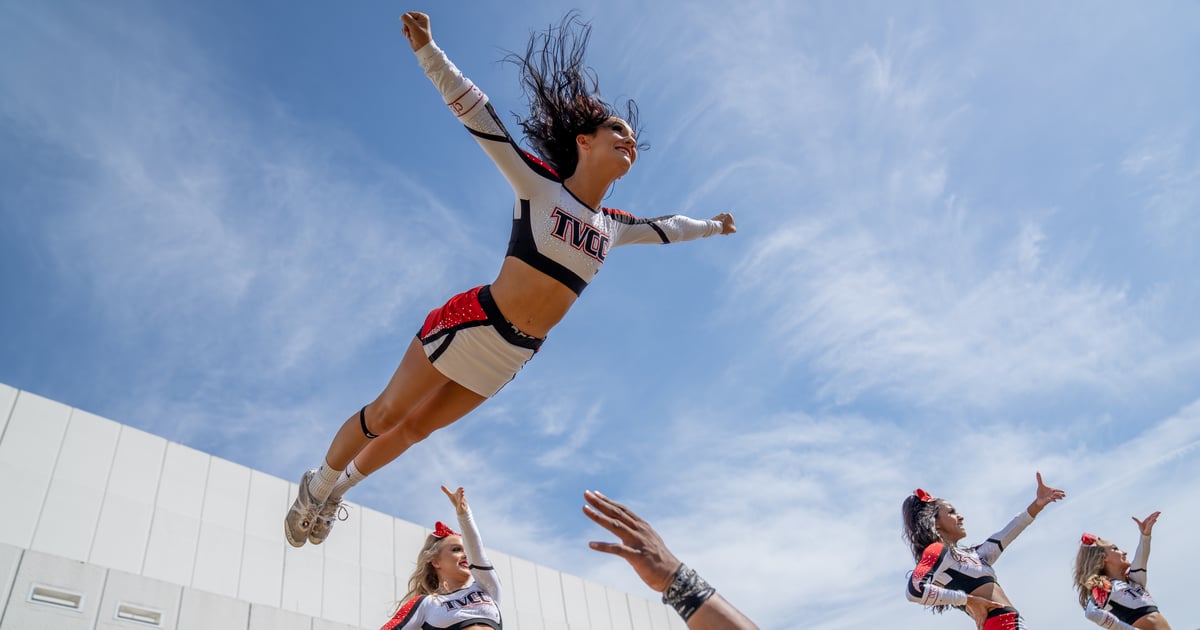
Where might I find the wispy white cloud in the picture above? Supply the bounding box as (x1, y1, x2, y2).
(734, 214, 1182, 408)
(0, 4, 487, 454)
(5, 3, 1200, 630)
(580, 397, 1200, 629)
(644, 4, 1200, 412)
(531, 398, 604, 470)
(1121, 129, 1200, 251)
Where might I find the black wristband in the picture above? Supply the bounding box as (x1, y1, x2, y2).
(661, 563, 715, 621)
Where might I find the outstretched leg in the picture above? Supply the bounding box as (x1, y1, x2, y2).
(323, 337, 453, 469)
(353, 378, 487, 475)
(304, 374, 487, 546)
(287, 336, 483, 547)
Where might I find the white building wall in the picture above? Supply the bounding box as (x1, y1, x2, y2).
(177, 585, 250, 630)
(0, 383, 678, 629)
(31, 409, 121, 562)
(0, 545, 24, 622)
(358, 507, 397, 624)
(142, 442, 209, 587)
(93, 569, 181, 630)
(2, 548, 108, 630)
(89, 425, 167, 574)
(0, 389, 71, 550)
(239, 470, 289, 607)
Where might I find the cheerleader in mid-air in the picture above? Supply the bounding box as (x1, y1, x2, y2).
(284, 11, 735, 547)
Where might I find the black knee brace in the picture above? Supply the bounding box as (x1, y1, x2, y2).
(359, 406, 379, 439)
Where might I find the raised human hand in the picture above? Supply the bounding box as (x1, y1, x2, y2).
(583, 490, 680, 592)
(711, 212, 736, 235)
(1024, 471, 1065, 517)
(1033, 471, 1065, 507)
(1132, 511, 1160, 536)
(401, 11, 433, 52)
(441, 485, 468, 516)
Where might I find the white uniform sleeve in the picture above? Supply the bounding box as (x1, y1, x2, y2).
(905, 581, 968, 608)
(1126, 534, 1151, 587)
(1084, 597, 1137, 630)
(610, 214, 724, 247)
(905, 543, 967, 608)
(458, 508, 501, 604)
(414, 42, 557, 197)
(975, 509, 1035, 565)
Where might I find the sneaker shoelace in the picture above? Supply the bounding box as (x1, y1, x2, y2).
(320, 499, 349, 522)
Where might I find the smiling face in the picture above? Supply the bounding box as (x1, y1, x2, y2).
(430, 535, 471, 585)
(935, 501, 967, 543)
(602, 117, 638, 165)
(1102, 542, 1130, 577)
(576, 117, 638, 180)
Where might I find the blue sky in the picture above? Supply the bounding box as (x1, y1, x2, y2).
(3, 1, 1200, 628)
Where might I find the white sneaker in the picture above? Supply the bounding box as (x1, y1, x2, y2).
(284, 469, 319, 547)
(308, 498, 349, 545)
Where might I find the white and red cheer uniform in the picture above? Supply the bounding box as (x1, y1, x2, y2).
(380, 509, 501, 630)
(411, 41, 724, 397)
(907, 510, 1035, 628)
(1084, 534, 1159, 630)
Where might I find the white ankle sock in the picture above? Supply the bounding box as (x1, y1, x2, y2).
(329, 460, 367, 500)
(308, 461, 342, 503)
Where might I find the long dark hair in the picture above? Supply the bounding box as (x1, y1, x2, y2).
(901, 493, 943, 561)
(901, 492, 955, 615)
(505, 12, 646, 178)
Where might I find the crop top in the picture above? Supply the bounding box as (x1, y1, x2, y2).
(1084, 534, 1159, 630)
(380, 509, 502, 630)
(415, 42, 724, 296)
(907, 510, 1035, 608)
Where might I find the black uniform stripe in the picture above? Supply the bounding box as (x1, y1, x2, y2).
(463, 103, 560, 182)
(507, 199, 589, 295)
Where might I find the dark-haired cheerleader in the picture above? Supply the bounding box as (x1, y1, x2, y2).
(902, 473, 1065, 629)
(284, 11, 736, 547)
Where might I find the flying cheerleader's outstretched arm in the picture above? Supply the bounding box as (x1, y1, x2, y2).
(402, 11, 564, 197)
(403, 11, 735, 246)
(583, 491, 759, 630)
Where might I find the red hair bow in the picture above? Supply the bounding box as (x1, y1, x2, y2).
(914, 488, 936, 503)
(1080, 533, 1099, 546)
(433, 521, 459, 539)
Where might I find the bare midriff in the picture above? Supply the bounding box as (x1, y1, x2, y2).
(489, 257, 579, 339)
(966, 583, 1013, 625)
(1133, 612, 1172, 630)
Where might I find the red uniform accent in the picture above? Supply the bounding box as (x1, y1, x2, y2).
(416, 41, 725, 297)
(520, 150, 558, 178)
(420, 286, 488, 339)
(380, 596, 423, 630)
(983, 611, 1021, 630)
(912, 542, 943, 584)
